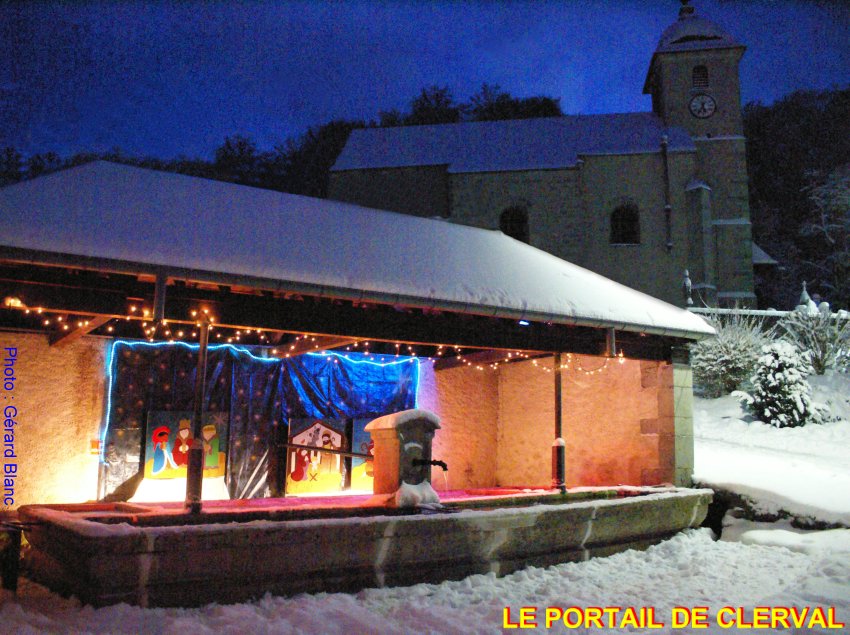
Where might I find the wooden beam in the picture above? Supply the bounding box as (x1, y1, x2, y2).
(0, 261, 682, 360)
(48, 315, 111, 347)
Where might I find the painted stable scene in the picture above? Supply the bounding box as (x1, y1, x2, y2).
(0, 161, 715, 606)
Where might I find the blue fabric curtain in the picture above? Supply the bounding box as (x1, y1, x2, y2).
(102, 342, 419, 498)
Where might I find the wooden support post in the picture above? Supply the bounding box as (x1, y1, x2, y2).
(267, 419, 289, 498)
(343, 418, 354, 490)
(606, 328, 617, 358)
(552, 353, 566, 493)
(185, 320, 210, 514)
(153, 271, 167, 322)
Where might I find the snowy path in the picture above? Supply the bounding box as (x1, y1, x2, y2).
(695, 437, 850, 524)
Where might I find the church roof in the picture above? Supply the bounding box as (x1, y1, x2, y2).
(643, 3, 744, 95)
(0, 161, 714, 339)
(654, 9, 743, 54)
(331, 113, 695, 174)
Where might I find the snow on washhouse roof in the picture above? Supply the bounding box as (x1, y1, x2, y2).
(331, 113, 695, 173)
(0, 161, 714, 339)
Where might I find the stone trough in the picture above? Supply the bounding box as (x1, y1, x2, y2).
(19, 488, 711, 607)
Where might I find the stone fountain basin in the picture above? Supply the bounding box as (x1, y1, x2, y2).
(19, 487, 712, 607)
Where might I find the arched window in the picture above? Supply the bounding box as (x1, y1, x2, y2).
(610, 203, 640, 245)
(499, 206, 529, 243)
(692, 65, 709, 88)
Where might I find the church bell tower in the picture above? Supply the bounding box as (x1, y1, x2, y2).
(643, 0, 755, 306)
(643, 0, 745, 139)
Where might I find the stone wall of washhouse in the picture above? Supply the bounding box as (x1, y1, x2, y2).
(416, 360, 499, 491)
(0, 331, 106, 509)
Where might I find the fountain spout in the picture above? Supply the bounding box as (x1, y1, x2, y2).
(413, 458, 448, 471)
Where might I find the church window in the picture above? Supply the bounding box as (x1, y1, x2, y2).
(610, 203, 641, 245)
(500, 207, 529, 243)
(692, 65, 709, 88)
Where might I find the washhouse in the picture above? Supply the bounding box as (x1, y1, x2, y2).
(0, 161, 715, 605)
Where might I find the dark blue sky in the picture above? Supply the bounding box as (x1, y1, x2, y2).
(3, 0, 848, 160)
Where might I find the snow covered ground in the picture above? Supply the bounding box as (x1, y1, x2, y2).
(693, 373, 850, 525)
(1, 375, 849, 634)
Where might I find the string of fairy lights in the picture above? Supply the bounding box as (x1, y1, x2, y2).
(3, 297, 627, 376)
(438, 345, 625, 375)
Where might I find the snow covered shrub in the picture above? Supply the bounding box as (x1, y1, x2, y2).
(690, 312, 771, 397)
(838, 344, 850, 373)
(735, 341, 828, 428)
(778, 306, 850, 374)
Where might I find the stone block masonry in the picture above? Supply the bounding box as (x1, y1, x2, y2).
(0, 333, 106, 508)
(20, 488, 712, 607)
(3, 346, 19, 508)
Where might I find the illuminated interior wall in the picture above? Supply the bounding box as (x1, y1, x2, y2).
(0, 332, 105, 508)
(495, 356, 674, 488)
(561, 357, 673, 487)
(495, 359, 554, 486)
(417, 361, 499, 490)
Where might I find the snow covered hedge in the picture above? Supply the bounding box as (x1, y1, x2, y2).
(690, 303, 850, 402)
(734, 341, 829, 428)
(778, 305, 850, 375)
(690, 312, 771, 397)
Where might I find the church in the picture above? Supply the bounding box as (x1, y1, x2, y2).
(328, 1, 774, 307)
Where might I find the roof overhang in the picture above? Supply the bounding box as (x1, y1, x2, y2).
(0, 252, 695, 360)
(0, 162, 715, 355)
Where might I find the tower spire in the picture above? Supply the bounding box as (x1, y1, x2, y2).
(679, 0, 695, 19)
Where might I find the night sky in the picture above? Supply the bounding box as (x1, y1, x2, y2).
(3, 0, 848, 160)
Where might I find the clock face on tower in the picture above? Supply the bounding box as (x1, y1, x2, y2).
(689, 94, 717, 119)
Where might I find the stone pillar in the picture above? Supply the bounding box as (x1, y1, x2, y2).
(671, 347, 695, 487)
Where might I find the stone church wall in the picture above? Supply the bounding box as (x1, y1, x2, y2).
(695, 137, 749, 221)
(567, 152, 696, 304)
(694, 138, 754, 301)
(444, 151, 701, 306)
(328, 165, 450, 218)
(449, 168, 584, 258)
(715, 222, 756, 300)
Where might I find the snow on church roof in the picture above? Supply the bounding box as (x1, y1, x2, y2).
(655, 7, 743, 54)
(0, 161, 714, 339)
(332, 113, 695, 174)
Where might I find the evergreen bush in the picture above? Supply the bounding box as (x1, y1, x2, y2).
(734, 341, 828, 428)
